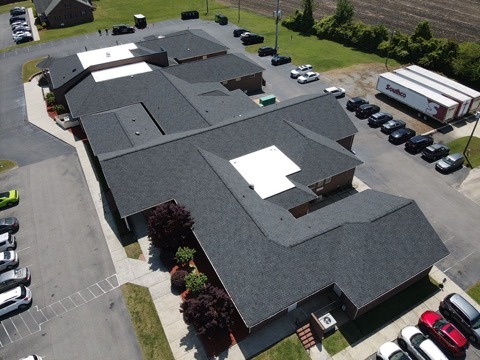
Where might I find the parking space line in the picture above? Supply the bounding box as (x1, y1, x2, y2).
(77, 291, 87, 303)
(49, 304, 57, 317)
(18, 314, 32, 335)
(9, 318, 22, 340)
(38, 309, 48, 323)
(16, 246, 30, 254)
(2, 322, 12, 343)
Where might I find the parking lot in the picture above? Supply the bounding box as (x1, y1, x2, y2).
(0, 15, 479, 360)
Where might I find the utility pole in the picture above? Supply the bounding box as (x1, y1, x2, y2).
(274, 0, 280, 51)
(385, 29, 395, 71)
(463, 111, 480, 168)
(238, 0, 240, 23)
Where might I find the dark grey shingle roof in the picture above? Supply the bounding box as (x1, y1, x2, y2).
(81, 104, 163, 155)
(44, 0, 91, 14)
(162, 53, 265, 83)
(48, 55, 84, 89)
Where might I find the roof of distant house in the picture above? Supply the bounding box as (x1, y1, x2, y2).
(33, 0, 92, 15)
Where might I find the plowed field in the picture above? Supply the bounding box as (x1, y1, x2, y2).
(219, 0, 479, 42)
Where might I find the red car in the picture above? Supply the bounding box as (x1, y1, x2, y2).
(419, 310, 468, 357)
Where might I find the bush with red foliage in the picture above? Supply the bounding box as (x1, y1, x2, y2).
(171, 270, 189, 290)
(180, 284, 234, 338)
(147, 202, 194, 251)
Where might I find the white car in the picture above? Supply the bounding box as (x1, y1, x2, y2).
(297, 71, 320, 84)
(20, 355, 43, 360)
(323, 86, 346, 98)
(11, 21, 28, 29)
(290, 64, 313, 78)
(0, 285, 32, 317)
(377, 341, 412, 360)
(0, 251, 18, 272)
(398, 326, 448, 360)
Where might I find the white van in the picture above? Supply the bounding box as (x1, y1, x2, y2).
(0, 233, 15, 251)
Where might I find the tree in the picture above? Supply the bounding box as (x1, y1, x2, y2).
(412, 20, 433, 42)
(301, 0, 315, 32)
(334, 0, 354, 25)
(181, 284, 234, 338)
(453, 42, 480, 82)
(147, 202, 194, 251)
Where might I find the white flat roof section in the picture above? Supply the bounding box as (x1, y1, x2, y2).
(77, 43, 138, 69)
(230, 146, 301, 199)
(92, 62, 152, 82)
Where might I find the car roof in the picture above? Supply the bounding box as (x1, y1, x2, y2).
(448, 293, 480, 320)
(419, 339, 448, 360)
(0, 269, 15, 281)
(430, 143, 448, 150)
(0, 285, 22, 302)
(447, 153, 464, 161)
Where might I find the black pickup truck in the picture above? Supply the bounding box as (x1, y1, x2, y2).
(112, 24, 135, 35)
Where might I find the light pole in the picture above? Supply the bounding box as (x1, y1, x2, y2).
(385, 29, 396, 71)
(238, 0, 240, 23)
(274, 0, 280, 51)
(463, 111, 480, 168)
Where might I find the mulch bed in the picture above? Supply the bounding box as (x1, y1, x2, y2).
(168, 236, 249, 357)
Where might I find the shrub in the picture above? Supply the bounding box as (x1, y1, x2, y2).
(36, 24, 43, 31)
(175, 247, 196, 266)
(54, 104, 65, 114)
(147, 202, 194, 251)
(185, 272, 207, 295)
(181, 284, 234, 338)
(171, 270, 188, 289)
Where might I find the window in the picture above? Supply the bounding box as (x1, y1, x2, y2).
(0, 300, 15, 309)
(64, 2, 71, 8)
(54, 15, 61, 20)
(81, 10, 86, 15)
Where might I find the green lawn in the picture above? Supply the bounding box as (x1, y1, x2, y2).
(22, 57, 46, 83)
(253, 334, 310, 360)
(121, 283, 175, 360)
(467, 282, 480, 304)
(0, 159, 17, 173)
(0, 1, 33, 14)
(447, 136, 480, 168)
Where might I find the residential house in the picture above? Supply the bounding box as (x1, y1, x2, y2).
(33, 0, 93, 28)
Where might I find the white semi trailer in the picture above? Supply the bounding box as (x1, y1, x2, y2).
(376, 72, 459, 123)
(394, 68, 472, 117)
(405, 65, 480, 113)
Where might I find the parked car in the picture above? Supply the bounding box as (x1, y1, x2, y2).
(0, 217, 19, 235)
(290, 64, 313, 78)
(419, 310, 468, 357)
(0, 190, 19, 208)
(239, 31, 252, 39)
(389, 128, 416, 144)
(15, 35, 33, 44)
(257, 46, 276, 57)
(10, 7, 26, 15)
(0, 233, 15, 252)
(233, 28, 249, 37)
(377, 341, 412, 360)
(112, 24, 135, 35)
(397, 325, 448, 360)
(0, 251, 18, 272)
(9, 16, 26, 25)
(346, 96, 368, 111)
(405, 135, 434, 153)
(0, 285, 32, 317)
(241, 34, 264, 45)
(323, 87, 345, 98)
(11, 21, 28, 29)
(20, 356, 43, 360)
(297, 71, 320, 84)
(381, 119, 406, 134)
(436, 153, 465, 173)
(12, 24, 30, 31)
(355, 104, 380, 118)
(367, 112, 393, 127)
(13, 27, 31, 35)
(13, 32, 32, 41)
(0, 267, 30, 293)
(271, 55, 291, 66)
(440, 293, 480, 343)
(422, 144, 450, 161)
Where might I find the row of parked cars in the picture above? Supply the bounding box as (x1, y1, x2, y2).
(0, 190, 33, 318)
(377, 293, 480, 360)
(346, 97, 465, 173)
(9, 7, 33, 45)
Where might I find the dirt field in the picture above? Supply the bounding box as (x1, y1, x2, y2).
(220, 0, 479, 42)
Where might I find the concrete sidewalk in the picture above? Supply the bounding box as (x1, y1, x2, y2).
(24, 76, 480, 360)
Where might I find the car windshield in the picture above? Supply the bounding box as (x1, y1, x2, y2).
(443, 157, 455, 165)
(3, 252, 11, 260)
(390, 350, 410, 360)
(433, 318, 448, 330)
(472, 316, 480, 329)
(410, 333, 426, 346)
(14, 268, 23, 277)
(0, 192, 9, 198)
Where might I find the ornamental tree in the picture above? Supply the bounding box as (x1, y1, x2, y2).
(147, 202, 194, 251)
(181, 284, 234, 338)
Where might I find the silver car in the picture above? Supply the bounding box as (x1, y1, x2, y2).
(0, 267, 30, 293)
(435, 153, 464, 173)
(0, 251, 18, 272)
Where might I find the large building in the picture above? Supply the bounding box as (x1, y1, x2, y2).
(33, 0, 93, 28)
(40, 29, 449, 333)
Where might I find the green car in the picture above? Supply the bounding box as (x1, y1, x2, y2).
(0, 190, 19, 208)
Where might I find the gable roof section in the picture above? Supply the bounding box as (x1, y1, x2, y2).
(33, 0, 54, 14)
(162, 53, 265, 83)
(141, 29, 228, 61)
(45, 0, 92, 14)
(81, 104, 163, 155)
(48, 54, 85, 89)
